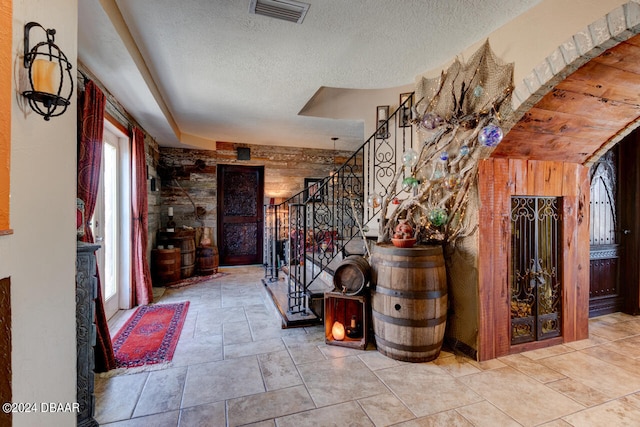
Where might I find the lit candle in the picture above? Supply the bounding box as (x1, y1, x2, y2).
(32, 59, 59, 94)
(331, 321, 345, 341)
(168, 207, 173, 216)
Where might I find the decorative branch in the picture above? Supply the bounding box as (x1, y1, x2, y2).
(377, 40, 514, 246)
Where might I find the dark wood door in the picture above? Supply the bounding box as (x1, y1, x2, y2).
(589, 147, 622, 317)
(217, 165, 264, 265)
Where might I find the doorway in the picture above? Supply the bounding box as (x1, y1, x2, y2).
(588, 146, 623, 317)
(217, 165, 264, 265)
(92, 121, 131, 319)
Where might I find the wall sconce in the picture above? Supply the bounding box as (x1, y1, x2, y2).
(399, 93, 413, 128)
(375, 105, 390, 139)
(22, 22, 74, 121)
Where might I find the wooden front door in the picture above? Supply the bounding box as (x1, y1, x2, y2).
(589, 147, 623, 317)
(217, 165, 264, 265)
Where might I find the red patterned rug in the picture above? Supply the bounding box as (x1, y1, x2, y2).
(113, 302, 189, 368)
(165, 272, 228, 289)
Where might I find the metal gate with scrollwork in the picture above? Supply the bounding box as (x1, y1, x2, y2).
(510, 196, 562, 345)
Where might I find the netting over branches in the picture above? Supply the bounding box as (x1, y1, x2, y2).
(378, 40, 514, 244)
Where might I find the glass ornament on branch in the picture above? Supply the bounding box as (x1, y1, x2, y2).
(377, 40, 514, 245)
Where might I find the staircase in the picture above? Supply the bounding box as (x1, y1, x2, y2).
(263, 93, 416, 327)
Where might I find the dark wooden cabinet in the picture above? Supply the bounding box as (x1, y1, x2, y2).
(76, 242, 99, 427)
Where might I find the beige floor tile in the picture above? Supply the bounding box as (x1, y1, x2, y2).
(455, 401, 520, 427)
(275, 401, 374, 427)
(376, 363, 482, 417)
(100, 410, 180, 427)
(227, 385, 315, 426)
(358, 351, 401, 371)
(181, 356, 265, 408)
(257, 350, 303, 390)
(498, 353, 566, 383)
(545, 378, 609, 407)
(599, 334, 640, 359)
(285, 342, 328, 365)
(394, 410, 474, 427)
(178, 401, 225, 427)
(94, 372, 148, 424)
(133, 366, 187, 418)
(319, 343, 368, 359)
(240, 421, 276, 427)
(434, 354, 483, 377)
(581, 345, 640, 376)
(562, 399, 640, 426)
(223, 320, 253, 345)
(358, 392, 415, 426)
(589, 321, 640, 341)
(537, 420, 573, 426)
(520, 344, 574, 360)
(171, 333, 223, 367)
(540, 351, 640, 398)
(297, 355, 388, 407)
(457, 366, 583, 426)
(224, 336, 287, 359)
(97, 271, 640, 427)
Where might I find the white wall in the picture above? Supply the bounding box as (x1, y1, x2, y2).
(4, 1, 78, 426)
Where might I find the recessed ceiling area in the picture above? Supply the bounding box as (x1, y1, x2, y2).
(77, 0, 541, 150)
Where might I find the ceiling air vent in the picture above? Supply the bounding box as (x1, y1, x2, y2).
(249, 0, 310, 24)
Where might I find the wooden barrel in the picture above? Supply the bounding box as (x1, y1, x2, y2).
(196, 246, 219, 275)
(159, 230, 196, 279)
(333, 255, 370, 296)
(370, 243, 447, 362)
(151, 248, 181, 285)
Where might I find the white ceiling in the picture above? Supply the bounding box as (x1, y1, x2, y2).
(78, 0, 541, 151)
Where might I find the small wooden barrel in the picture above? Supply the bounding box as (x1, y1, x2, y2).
(370, 243, 447, 362)
(151, 248, 181, 285)
(159, 230, 196, 279)
(196, 246, 219, 275)
(333, 255, 371, 296)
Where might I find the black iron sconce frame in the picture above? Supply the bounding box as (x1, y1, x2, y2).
(22, 22, 74, 121)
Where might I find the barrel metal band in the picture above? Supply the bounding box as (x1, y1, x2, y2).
(372, 310, 446, 327)
(375, 335, 443, 352)
(374, 286, 446, 300)
(374, 259, 443, 268)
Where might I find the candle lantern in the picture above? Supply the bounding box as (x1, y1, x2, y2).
(22, 22, 74, 121)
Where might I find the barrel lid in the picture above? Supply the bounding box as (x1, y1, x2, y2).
(373, 242, 443, 256)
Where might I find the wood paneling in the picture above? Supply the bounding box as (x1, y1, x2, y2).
(478, 159, 589, 360)
(493, 35, 640, 165)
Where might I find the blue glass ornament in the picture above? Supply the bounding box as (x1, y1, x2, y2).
(478, 124, 504, 147)
(439, 152, 449, 162)
(473, 85, 484, 98)
(459, 145, 470, 156)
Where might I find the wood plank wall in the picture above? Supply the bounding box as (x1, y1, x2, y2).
(158, 143, 349, 244)
(477, 158, 590, 361)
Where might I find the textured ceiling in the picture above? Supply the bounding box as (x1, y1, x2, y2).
(78, 0, 541, 150)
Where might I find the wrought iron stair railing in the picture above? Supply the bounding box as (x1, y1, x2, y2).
(263, 93, 416, 316)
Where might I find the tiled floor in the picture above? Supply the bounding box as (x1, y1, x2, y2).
(96, 266, 640, 426)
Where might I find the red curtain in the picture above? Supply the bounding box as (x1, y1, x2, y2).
(77, 80, 116, 372)
(131, 127, 153, 305)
